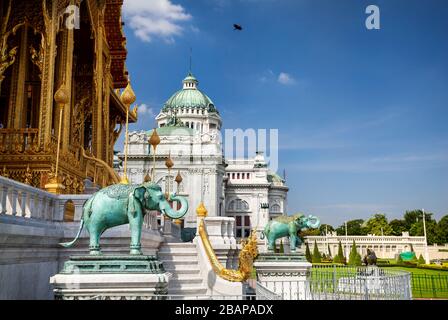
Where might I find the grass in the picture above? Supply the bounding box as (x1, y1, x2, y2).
(310, 265, 448, 299)
(384, 265, 448, 276)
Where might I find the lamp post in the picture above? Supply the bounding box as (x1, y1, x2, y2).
(345, 221, 348, 260)
(120, 81, 136, 184)
(45, 84, 68, 194)
(422, 208, 429, 264)
(173, 171, 183, 226)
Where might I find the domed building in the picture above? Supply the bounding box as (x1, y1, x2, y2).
(122, 72, 288, 239)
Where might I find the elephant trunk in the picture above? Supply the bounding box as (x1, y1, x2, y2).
(159, 194, 188, 219)
(307, 215, 320, 229)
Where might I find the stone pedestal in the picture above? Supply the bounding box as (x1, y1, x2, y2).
(254, 253, 312, 300)
(50, 255, 171, 300)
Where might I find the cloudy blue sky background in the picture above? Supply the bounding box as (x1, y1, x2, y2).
(118, 0, 448, 227)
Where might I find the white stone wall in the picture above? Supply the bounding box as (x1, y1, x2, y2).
(305, 234, 448, 260)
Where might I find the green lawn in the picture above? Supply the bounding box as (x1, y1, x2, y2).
(383, 266, 448, 276)
(310, 265, 448, 299)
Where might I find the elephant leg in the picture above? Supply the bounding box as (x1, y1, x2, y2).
(88, 226, 101, 255)
(129, 213, 143, 255)
(290, 235, 297, 252)
(268, 237, 275, 251)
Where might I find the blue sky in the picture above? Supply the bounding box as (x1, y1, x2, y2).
(119, 0, 448, 227)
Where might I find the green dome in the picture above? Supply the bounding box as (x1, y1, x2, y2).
(162, 73, 218, 113)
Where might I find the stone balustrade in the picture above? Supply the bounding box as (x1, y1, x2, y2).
(0, 175, 59, 221)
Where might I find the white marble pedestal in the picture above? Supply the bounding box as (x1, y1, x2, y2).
(254, 253, 312, 300)
(49, 255, 171, 300)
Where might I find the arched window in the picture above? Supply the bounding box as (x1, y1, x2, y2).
(271, 204, 281, 213)
(228, 199, 249, 212)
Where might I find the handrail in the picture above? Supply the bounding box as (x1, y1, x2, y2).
(198, 218, 258, 282)
(81, 147, 120, 184)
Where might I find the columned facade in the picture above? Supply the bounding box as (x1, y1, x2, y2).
(0, 0, 134, 193)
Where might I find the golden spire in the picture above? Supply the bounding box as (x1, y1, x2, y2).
(175, 170, 183, 184)
(165, 153, 173, 169)
(149, 128, 160, 147)
(196, 202, 208, 218)
(149, 128, 160, 182)
(120, 81, 136, 106)
(45, 83, 68, 193)
(165, 152, 174, 199)
(143, 171, 151, 183)
(120, 80, 136, 184)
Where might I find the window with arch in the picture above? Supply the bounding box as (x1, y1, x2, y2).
(228, 199, 249, 212)
(271, 203, 281, 213)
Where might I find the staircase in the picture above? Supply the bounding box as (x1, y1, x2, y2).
(158, 241, 208, 298)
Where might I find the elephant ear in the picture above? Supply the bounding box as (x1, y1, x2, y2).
(128, 186, 145, 217)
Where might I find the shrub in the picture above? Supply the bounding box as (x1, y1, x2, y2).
(418, 254, 425, 265)
(312, 240, 322, 263)
(348, 240, 362, 266)
(396, 254, 403, 265)
(333, 241, 346, 264)
(305, 242, 312, 262)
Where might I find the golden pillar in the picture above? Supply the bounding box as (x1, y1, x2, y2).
(45, 84, 69, 194)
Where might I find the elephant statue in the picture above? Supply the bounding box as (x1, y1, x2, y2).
(261, 214, 320, 252)
(60, 182, 188, 255)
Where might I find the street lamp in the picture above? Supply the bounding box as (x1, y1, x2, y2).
(422, 208, 429, 264)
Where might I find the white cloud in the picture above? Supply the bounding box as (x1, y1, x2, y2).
(277, 72, 296, 85)
(138, 103, 155, 118)
(122, 0, 192, 43)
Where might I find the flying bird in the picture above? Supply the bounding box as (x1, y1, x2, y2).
(233, 24, 242, 31)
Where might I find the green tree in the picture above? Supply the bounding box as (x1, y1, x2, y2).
(410, 219, 439, 245)
(404, 209, 435, 226)
(348, 240, 362, 266)
(336, 219, 367, 236)
(389, 219, 407, 236)
(305, 242, 312, 262)
(418, 254, 425, 265)
(333, 241, 346, 264)
(436, 215, 448, 244)
(364, 213, 393, 235)
(312, 240, 322, 263)
(319, 224, 334, 235)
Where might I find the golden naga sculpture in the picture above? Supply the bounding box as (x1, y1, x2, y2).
(198, 214, 258, 282)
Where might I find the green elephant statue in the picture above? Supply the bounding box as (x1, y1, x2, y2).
(60, 182, 188, 255)
(261, 214, 320, 252)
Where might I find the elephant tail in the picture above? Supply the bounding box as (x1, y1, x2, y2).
(60, 219, 84, 248)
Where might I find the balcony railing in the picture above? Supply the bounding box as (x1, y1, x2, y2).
(0, 128, 39, 153)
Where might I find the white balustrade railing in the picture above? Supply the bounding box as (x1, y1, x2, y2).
(0, 176, 58, 221)
(0, 176, 158, 230)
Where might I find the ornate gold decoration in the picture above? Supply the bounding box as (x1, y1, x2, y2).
(165, 152, 174, 199)
(120, 81, 136, 184)
(175, 170, 183, 184)
(24, 165, 33, 184)
(1, 166, 9, 178)
(198, 218, 258, 282)
(30, 44, 44, 79)
(130, 104, 138, 119)
(143, 171, 151, 183)
(81, 147, 120, 184)
(149, 129, 160, 181)
(45, 84, 68, 193)
(196, 201, 208, 218)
